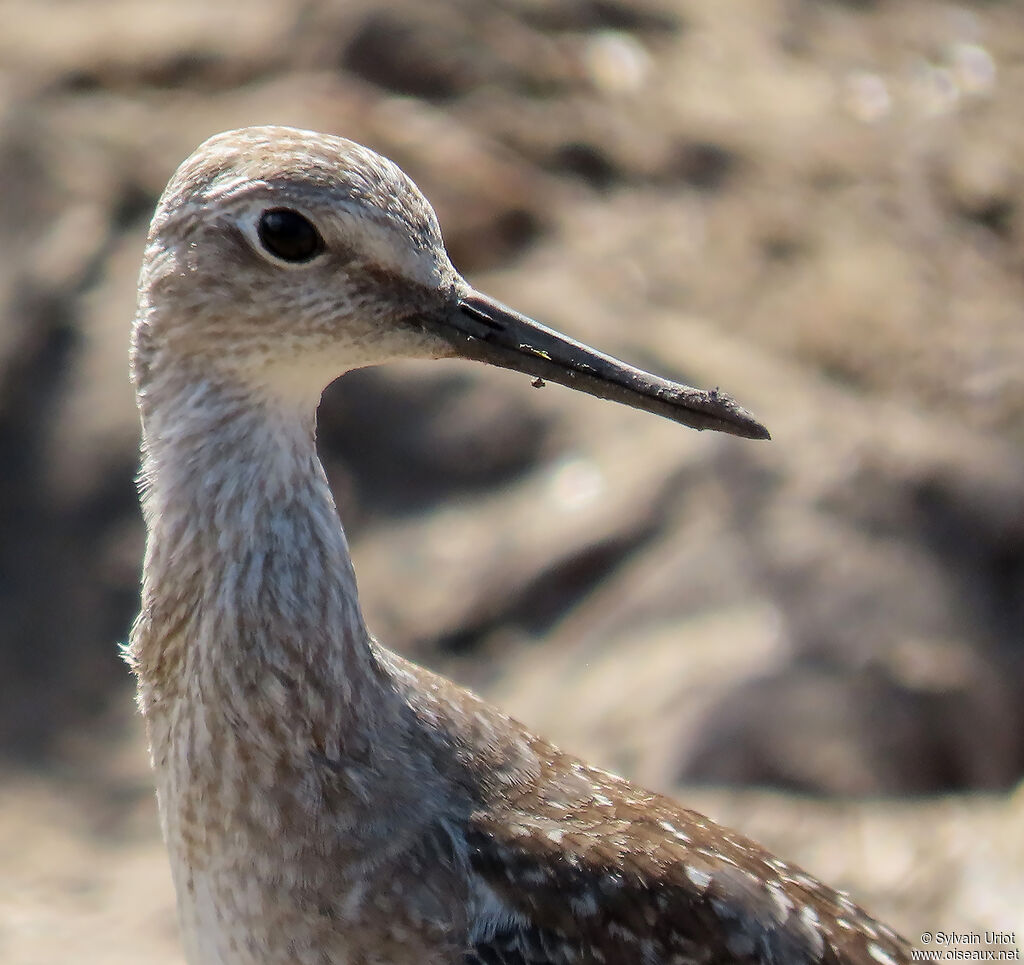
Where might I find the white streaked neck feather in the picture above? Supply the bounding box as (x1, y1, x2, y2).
(131, 370, 377, 716)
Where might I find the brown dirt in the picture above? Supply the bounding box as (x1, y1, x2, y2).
(0, 0, 1022, 960)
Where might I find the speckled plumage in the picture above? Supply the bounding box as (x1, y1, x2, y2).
(129, 126, 913, 965)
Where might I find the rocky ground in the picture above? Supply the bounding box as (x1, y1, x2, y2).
(0, 0, 1022, 961)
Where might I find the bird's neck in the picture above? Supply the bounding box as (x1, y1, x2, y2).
(130, 373, 378, 721)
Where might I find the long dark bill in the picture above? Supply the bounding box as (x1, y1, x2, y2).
(431, 290, 770, 441)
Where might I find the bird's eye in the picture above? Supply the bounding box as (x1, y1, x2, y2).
(257, 208, 325, 263)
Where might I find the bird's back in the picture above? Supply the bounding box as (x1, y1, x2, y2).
(383, 651, 913, 965)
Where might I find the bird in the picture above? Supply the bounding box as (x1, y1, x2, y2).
(127, 125, 914, 965)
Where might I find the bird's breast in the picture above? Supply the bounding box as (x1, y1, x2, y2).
(147, 686, 474, 965)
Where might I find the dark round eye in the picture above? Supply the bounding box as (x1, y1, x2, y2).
(256, 208, 325, 263)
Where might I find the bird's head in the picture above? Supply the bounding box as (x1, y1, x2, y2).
(133, 125, 768, 439)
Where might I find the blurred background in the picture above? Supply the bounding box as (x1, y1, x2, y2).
(1, 0, 1023, 961)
